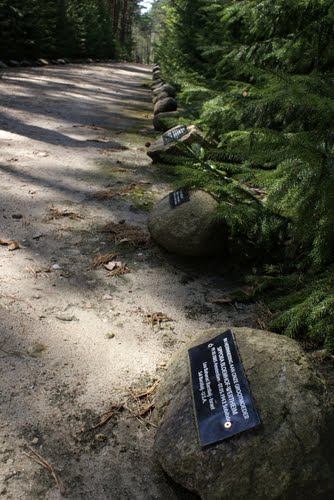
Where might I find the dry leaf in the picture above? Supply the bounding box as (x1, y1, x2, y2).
(107, 263, 131, 277)
(91, 253, 117, 269)
(99, 222, 149, 246)
(0, 239, 20, 251)
(8, 241, 20, 251)
(144, 312, 174, 329)
(47, 206, 82, 221)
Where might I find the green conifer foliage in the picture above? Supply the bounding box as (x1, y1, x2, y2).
(152, 0, 334, 350)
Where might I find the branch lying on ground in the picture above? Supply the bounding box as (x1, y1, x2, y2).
(23, 446, 64, 494)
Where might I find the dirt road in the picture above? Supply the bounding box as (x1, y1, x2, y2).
(0, 62, 257, 499)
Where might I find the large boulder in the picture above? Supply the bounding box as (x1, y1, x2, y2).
(148, 190, 223, 256)
(153, 71, 161, 81)
(153, 83, 177, 97)
(147, 124, 209, 162)
(154, 97, 178, 115)
(151, 80, 164, 89)
(152, 92, 169, 104)
(154, 327, 334, 499)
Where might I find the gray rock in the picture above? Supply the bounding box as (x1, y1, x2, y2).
(148, 190, 223, 256)
(151, 80, 164, 89)
(8, 60, 20, 67)
(152, 92, 169, 104)
(153, 65, 160, 72)
(154, 327, 334, 499)
(147, 124, 209, 162)
(153, 71, 161, 81)
(0, 60, 8, 68)
(20, 60, 31, 67)
(56, 313, 77, 322)
(153, 84, 177, 97)
(37, 58, 49, 66)
(154, 97, 177, 115)
(56, 59, 66, 65)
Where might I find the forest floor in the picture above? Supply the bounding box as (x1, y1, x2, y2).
(0, 62, 260, 499)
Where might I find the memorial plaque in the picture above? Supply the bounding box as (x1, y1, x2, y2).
(169, 189, 190, 209)
(163, 125, 188, 145)
(188, 330, 261, 447)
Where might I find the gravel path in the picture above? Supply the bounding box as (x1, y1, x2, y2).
(0, 62, 257, 499)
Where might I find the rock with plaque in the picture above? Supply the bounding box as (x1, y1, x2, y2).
(163, 125, 188, 145)
(148, 190, 222, 256)
(188, 330, 260, 447)
(147, 124, 209, 162)
(154, 327, 334, 499)
(169, 188, 190, 209)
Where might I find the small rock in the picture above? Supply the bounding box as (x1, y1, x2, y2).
(31, 437, 39, 445)
(37, 58, 49, 66)
(32, 294, 41, 299)
(95, 433, 108, 442)
(56, 313, 77, 322)
(106, 333, 115, 339)
(32, 233, 43, 240)
(5, 459, 14, 465)
(102, 294, 113, 301)
(51, 264, 62, 270)
(27, 343, 47, 358)
(12, 214, 23, 219)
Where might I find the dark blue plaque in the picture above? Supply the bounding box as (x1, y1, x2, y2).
(188, 330, 261, 447)
(169, 189, 190, 209)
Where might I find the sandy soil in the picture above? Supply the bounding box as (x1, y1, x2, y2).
(0, 62, 259, 499)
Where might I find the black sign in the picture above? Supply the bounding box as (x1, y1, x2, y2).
(188, 330, 261, 447)
(169, 189, 190, 209)
(163, 125, 188, 145)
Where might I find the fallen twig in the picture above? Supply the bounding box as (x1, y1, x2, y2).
(82, 404, 125, 432)
(144, 312, 173, 329)
(99, 221, 149, 246)
(130, 379, 160, 399)
(23, 446, 64, 494)
(47, 206, 82, 221)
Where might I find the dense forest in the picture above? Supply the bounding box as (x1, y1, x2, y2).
(149, 0, 334, 351)
(0, 0, 142, 60)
